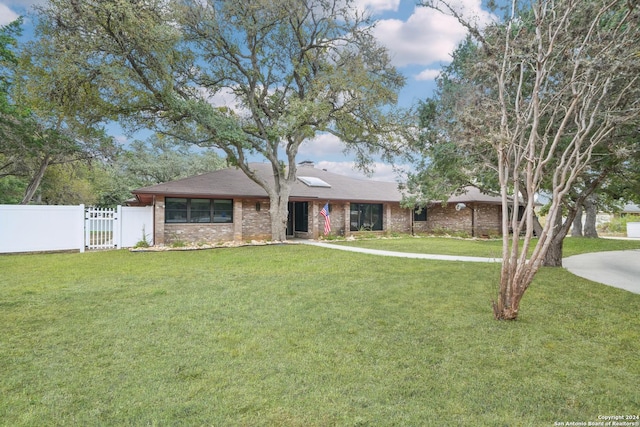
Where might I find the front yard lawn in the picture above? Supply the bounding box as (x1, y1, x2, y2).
(332, 235, 640, 258)
(1, 243, 638, 425)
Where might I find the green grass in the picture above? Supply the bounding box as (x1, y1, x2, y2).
(334, 235, 640, 258)
(1, 243, 639, 426)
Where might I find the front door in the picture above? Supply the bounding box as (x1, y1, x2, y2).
(287, 202, 309, 237)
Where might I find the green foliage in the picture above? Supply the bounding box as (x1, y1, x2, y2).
(0, 18, 22, 106)
(170, 240, 187, 248)
(134, 226, 151, 248)
(0, 173, 26, 203)
(33, 0, 407, 238)
(0, 245, 638, 425)
(120, 135, 225, 187)
(598, 215, 640, 235)
(90, 133, 225, 207)
(0, 17, 118, 204)
(38, 163, 98, 205)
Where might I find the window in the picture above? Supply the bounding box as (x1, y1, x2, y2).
(213, 199, 233, 223)
(350, 203, 383, 231)
(165, 198, 233, 223)
(190, 199, 211, 223)
(414, 207, 427, 222)
(165, 198, 188, 223)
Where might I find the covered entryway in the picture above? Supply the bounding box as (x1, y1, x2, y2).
(287, 201, 309, 237)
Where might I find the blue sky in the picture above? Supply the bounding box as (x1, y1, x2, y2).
(1, 0, 496, 181)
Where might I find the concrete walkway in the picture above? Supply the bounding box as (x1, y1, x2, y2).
(563, 250, 640, 294)
(300, 240, 640, 294)
(299, 240, 501, 263)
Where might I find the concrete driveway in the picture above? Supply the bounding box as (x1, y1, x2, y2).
(564, 250, 640, 294)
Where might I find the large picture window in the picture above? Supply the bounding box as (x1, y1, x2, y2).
(414, 207, 427, 222)
(165, 198, 233, 223)
(350, 203, 383, 231)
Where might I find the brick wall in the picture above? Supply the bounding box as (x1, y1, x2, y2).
(164, 223, 235, 244)
(240, 199, 272, 241)
(152, 198, 499, 245)
(412, 203, 502, 236)
(474, 204, 502, 236)
(156, 196, 272, 245)
(388, 203, 412, 234)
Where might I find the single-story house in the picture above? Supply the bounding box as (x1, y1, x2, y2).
(131, 162, 506, 245)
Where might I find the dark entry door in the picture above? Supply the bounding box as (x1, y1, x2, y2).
(287, 202, 309, 237)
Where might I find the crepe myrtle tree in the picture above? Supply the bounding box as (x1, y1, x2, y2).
(34, 0, 406, 241)
(420, 0, 640, 320)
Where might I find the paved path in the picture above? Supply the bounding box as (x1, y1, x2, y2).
(563, 250, 640, 294)
(300, 240, 640, 294)
(299, 240, 501, 263)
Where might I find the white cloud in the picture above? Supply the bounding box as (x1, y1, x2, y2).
(0, 3, 20, 26)
(415, 68, 440, 81)
(299, 133, 346, 159)
(373, 7, 466, 67)
(317, 160, 407, 183)
(204, 87, 245, 114)
(372, 2, 496, 67)
(354, 0, 400, 15)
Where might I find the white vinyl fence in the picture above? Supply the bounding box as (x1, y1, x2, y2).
(627, 222, 640, 238)
(0, 204, 153, 254)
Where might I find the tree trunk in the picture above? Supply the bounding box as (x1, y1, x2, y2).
(583, 195, 598, 238)
(532, 214, 543, 237)
(543, 234, 564, 267)
(571, 205, 583, 237)
(492, 272, 525, 320)
(20, 155, 50, 205)
(269, 193, 289, 242)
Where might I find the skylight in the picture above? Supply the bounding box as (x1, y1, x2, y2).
(298, 176, 331, 188)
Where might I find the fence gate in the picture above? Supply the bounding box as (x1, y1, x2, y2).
(85, 206, 120, 250)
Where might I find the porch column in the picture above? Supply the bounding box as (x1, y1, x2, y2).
(233, 200, 243, 242)
(344, 203, 351, 237)
(312, 202, 319, 239)
(385, 203, 392, 233)
(155, 195, 165, 245)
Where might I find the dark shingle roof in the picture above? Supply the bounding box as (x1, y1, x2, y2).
(132, 162, 404, 204)
(445, 186, 504, 205)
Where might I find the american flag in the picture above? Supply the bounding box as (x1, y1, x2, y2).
(320, 203, 331, 235)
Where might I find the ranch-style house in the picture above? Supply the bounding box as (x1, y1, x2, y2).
(131, 161, 506, 246)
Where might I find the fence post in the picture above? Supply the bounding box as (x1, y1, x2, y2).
(115, 205, 122, 248)
(80, 204, 85, 253)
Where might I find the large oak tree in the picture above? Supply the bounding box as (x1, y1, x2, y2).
(34, 0, 406, 240)
(1, 18, 116, 204)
